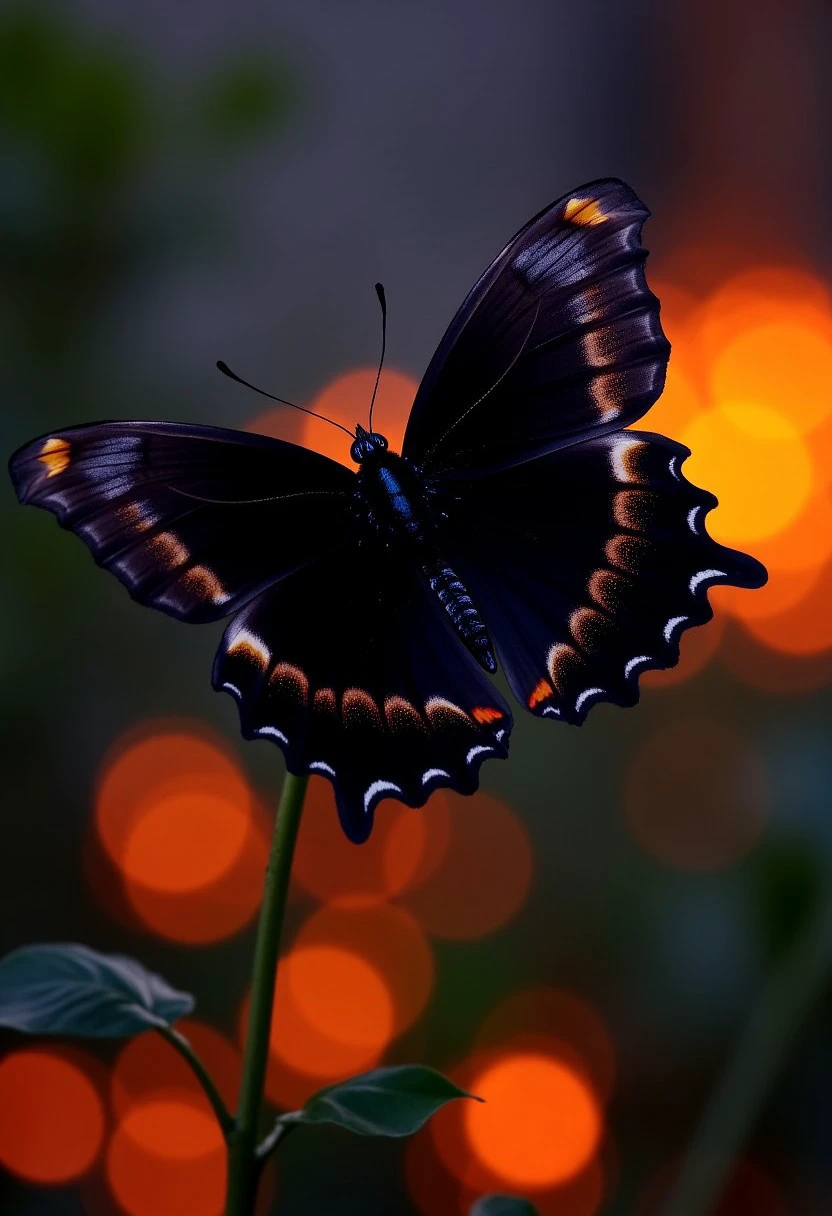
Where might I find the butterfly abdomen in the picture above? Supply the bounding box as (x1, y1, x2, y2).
(421, 557, 497, 673)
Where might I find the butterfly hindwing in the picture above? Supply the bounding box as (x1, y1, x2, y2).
(440, 431, 767, 723)
(9, 421, 355, 622)
(403, 178, 670, 475)
(213, 545, 511, 842)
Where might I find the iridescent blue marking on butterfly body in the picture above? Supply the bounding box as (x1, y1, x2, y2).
(352, 425, 497, 672)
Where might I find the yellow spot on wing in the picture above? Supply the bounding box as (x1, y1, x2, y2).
(564, 197, 609, 226)
(38, 437, 71, 478)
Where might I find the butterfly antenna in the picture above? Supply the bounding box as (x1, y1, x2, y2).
(216, 360, 356, 439)
(367, 282, 387, 433)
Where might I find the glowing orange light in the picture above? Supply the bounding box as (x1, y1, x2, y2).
(682, 402, 813, 547)
(711, 321, 832, 435)
(242, 945, 395, 1106)
(292, 776, 440, 905)
(741, 556, 832, 656)
(107, 1097, 225, 1216)
(112, 1020, 241, 1120)
(96, 722, 251, 868)
(302, 367, 418, 466)
(293, 902, 434, 1036)
(624, 717, 769, 870)
(401, 791, 533, 940)
(465, 1053, 602, 1188)
(475, 990, 616, 1105)
(121, 791, 250, 893)
(0, 1050, 104, 1183)
(119, 799, 269, 944)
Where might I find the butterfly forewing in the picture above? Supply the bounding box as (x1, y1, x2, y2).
(403, 178, 670, 475)
(9, 421, 354, 622)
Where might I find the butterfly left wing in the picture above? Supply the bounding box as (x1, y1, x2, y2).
(213, 544, 512, 843)
(403, 178, 670, 476)
(439, 431, 767, 723)
(9, 421, 355, 621)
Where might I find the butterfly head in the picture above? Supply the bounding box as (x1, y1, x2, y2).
(350, 423, 389, 464)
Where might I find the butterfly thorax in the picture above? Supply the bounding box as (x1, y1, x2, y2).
(354, 447, 497, 673)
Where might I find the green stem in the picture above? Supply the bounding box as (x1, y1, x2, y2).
(156, 1024, 235, 1138)
(664, 880, 832, 1216)
(224, 771, 309, 1216)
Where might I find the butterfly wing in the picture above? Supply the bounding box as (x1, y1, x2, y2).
(402, 178, 669, 475)
(213, 543, 512, 843)
(9, 421, 355, 621)
(438, 431, 766, 722)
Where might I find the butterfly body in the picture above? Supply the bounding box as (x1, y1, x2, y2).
(10, 178, 767, 842)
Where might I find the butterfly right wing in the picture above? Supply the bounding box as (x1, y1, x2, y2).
(9, 421, 356, 622)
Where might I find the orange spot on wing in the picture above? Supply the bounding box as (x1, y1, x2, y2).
(271, 663, 310, 705)
(471, 706, 503, 725)
(342, 687, 383, 729)
(148, 532, 189, 569)
(118, 502, 154, 533)
(182, 565, 230, 605)
(564, 196, 609, 226)
(38, 437, 71, 478)
(425, 697, 474, 731)
(384, 696, 427, 733)
(527, 679, 553, 709)
(227, 630, 270, 671)
(313, 687, 336, 715)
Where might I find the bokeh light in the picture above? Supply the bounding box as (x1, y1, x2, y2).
(243, 945, 395, 1109)
(0, 1049, 105, 1184)
(474, 989, 616, 1104)
(112, 1020, 241, 1120)
(401, 791, 533, 939)
(93, 720, 267, 942)
(623, 717, 770, 869)
(107, 1097, 226, 1216)
(465, 1053, 602, 1189)
(292, 777, 448, 906)
(720, 620, 832, 696)
(293, 902, 434, 1035)
(302, 367, 418, 465)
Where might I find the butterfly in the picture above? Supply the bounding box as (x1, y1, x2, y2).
(9, 179, 766, 843)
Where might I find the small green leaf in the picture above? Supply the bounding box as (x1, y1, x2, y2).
(284, 1065, 479, 1137)
(0, 943, 194, 1038)
(470, 1197, 540, 1216)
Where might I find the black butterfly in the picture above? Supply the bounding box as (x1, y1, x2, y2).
(9, 179, 766, 843)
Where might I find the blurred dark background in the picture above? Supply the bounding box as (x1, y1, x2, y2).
(2, 2, 831, 1214)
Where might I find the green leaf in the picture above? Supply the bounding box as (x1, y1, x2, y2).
(283, 1065, 479, 1137)
(470, 1198, 540, 1216)
(0, 943, 194, 1038)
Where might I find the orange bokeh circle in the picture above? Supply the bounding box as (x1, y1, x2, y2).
(121, 791, 250, 894)
(475, 989, 616, 1105)
(107, 1097, 226, 1216)
(721, 619, 832, 696)
(0, 1049, 105, 1183)
(682, 402, 813, 547)
(302, 367, 418, 466)
(292, 777, 447, 906)
(112, 1020, 241, 1120)
(464, 1053, 602, 1189)
(292, 901, 434, 1036)
(640, 614, 725, 690)
(401, 790, 533, 940)
(623, 717, 769, 870)
(119, 799, 270, 945)
(740, 557, 832, 656)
